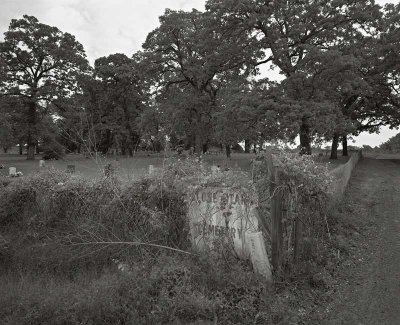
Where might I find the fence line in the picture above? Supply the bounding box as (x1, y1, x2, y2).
(329, 151, 363, 201)
(267, 150, 363, 275)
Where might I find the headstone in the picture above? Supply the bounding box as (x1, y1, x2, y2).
(188, 187, 261, 258)
(39, 160, 45, 168)
(66, 165, 75, 173)
(104, 163, 113, 177)
(148, 164, 154, 175)
(210, 165, 220, 175)
(9, 167, 16, 177)
(247, 232, 272, 281)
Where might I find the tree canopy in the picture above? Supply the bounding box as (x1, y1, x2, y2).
(0, 4, 399, 159)
(0, 15, 90, 159)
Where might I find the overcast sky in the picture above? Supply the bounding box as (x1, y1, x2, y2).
(0, 0, 398, 147)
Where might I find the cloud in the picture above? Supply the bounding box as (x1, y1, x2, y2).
(0, 0, 206, 64)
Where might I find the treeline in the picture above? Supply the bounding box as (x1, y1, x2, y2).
(1, 1, 400, 160)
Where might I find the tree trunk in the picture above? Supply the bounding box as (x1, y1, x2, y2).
(26, 101, 36, 160)
(244, 139, 250, 153)
(202, 143, 208, 154)
(27, 141, 35, 160)
(225, 144, 231, 159)
(3, 147, 8, 153)
(19, 144, 23, 155)
(342, 135, 348, 156)
(299, 115, 312, 155)
(194, 130, 203, 156)
(330, 133, 339, 160)
(128, 148, 133, 157)
(120, 101, 134, 155)
(36, 140, 40, 155)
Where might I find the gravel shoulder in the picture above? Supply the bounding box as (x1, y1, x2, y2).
(318, 157, 400, 324)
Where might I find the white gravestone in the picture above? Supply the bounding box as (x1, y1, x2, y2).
(148, 164, 154, 175)
(39, 160, 45, 168)
(210, 165, 220, 175)
(9, 167, 16, 176)
(189, 187, 267, 260)
(189, 188, 272, 278)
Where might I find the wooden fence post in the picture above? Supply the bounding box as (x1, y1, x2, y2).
(294, 215, 303, 264)
(266, 150, 284, 273)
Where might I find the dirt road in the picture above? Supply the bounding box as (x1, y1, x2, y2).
(320, 157, 400, 324)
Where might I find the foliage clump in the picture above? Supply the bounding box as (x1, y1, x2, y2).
(0, 152, 351, 323)
(0, 162, 298, 324)
(254, 150, 335, 277)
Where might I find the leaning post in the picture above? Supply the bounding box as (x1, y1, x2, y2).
(294, 212, 303, 265)
(265, 150, 284, 273)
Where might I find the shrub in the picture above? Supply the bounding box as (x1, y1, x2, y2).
(0, 252, 276, 325)
(254, 150, 335, 277)
(0, 165, 191, 275)
(0, 185, 37, 229)
(0, 153, 339, 324)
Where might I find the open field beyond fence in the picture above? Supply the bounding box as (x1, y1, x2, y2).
(0, 151, 351, 179)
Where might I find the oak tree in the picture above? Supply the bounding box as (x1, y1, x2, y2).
(142, 9, 259, 154)
(0, 15, 90, 159)
(206, 0, 381, 154)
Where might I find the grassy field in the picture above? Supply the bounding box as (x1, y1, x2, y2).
(0, 152, 259, 179)
(0, 150, 356, 179)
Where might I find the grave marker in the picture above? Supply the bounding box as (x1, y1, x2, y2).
(210, 165, 220, 175)
(39, 160, 45, 168)
(66, 165, 75, 173)
(188, 187, 265, 259)
(9, 167, 16, 177)
(148, 164, 154, 175)
(104, 163, 114, 177)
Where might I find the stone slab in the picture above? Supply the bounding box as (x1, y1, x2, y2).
(247, 231, 272, 281)
(188, 187, 259, 258)
(9, 167, 16, 176)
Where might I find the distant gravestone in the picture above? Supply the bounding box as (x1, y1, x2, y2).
(104, 163, 114, 177)
(148, 164, 154, 175)
(39, 160, 45, 168)
(210, 165, 220, 175)
(9, 167, 16, 177)
(66, 165, 75, 173)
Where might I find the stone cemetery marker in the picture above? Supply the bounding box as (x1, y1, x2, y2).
(247, 232, 272, 281)
(210, 165, 220, 175)
(104, 163, 113, 177)
(148, 164, 154, 175)
(39, 160, 45, 168)
(9, 167, 16, 177)
(66, 165, 75, 173)
(188, 187, 268, 260)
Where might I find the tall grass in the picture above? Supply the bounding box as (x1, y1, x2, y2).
(0, 155, 342, 324)
(0, 164, 283, 324)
